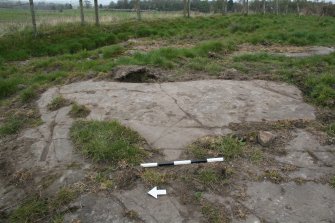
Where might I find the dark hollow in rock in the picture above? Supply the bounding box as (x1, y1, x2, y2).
(113, 65, 159, 83)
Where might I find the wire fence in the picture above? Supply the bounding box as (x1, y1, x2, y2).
(0, 0, 334, 36)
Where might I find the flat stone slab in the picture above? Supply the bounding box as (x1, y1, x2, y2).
(21, 79, 315, 163)
(243, 181, 335, 223)
(64, 193, 133, 223)
(59, 80, 314, 160)
(114, 185, 200, 223)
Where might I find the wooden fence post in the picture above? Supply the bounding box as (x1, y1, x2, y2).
(29, 0, 37, 36)
(263, 0, 266, 14)
(187, 0, 191, 18)
(276, 0, 279, 15)
(79, 0, 85, 25)
(94, 0, 99, 26)
(183, 0, 187, 17)
(136, 0, 141, 20)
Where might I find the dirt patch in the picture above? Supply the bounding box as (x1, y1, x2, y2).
(237, 44, 335, 57)
(112, 65, 160, 83)
(124, 38, 194, 55)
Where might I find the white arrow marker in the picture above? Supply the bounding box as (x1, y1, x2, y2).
(148, 186, 167, 199)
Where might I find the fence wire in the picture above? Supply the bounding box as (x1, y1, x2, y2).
(0, 0, 334, 36)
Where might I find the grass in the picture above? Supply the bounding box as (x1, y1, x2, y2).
(1, 15, 335, 62)
(330, 176, 335, 188)
(70, 120, 148, 165)
(198, 169, 221, 186)
(141, 169, 169, 186)
(69, 103, 90, 118)
(9, 197, 48, 223)
(8, 187, 78, 223)
(262, 169, 284, 183)
(190, 136, 245, 161)
(0, 116, 26, 136)
(20, 87, 37, 103)
(328, 122, 335, 136)
(47, 96, 70, 111)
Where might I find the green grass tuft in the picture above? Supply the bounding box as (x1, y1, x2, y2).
(9, 197, 48, 223)
(69, 103, 90, 118)
(70, 120, 147, 165)
(0, 116, 26, 136)
(47, 96, 70, 111)
(20, 88, 37, 103)
(330, 176, 335, 188)
(190, 136, 245, 161)
(305, 73, 335, 107)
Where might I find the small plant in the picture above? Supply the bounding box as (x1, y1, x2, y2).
(190, 135, 245, 160)
(330, 176, 335, 188)
(69, 103, 90, 118)
(9, 197, 48, 223)
(70, 120, 148, 165)
(0, 116, 25, 136)
(327, 122, 335, 136)
(47, 96, 70, 111)
(250, 148, 264, 164)
(198, 169, 220, 186)
(20, 88, 37, 103)
(141, 170, 168, 186)
(102, 45, 124, 58)
(263, 170, 283, 183)
(194, 191, 203, 202)
(49, 187, 77, 210)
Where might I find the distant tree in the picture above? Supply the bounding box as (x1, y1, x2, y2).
(84, 0, 92, 8)
(227, 0, 234, 11)
(99, 3, 103, 8)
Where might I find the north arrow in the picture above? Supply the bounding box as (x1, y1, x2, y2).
(148, 186, 167, 199)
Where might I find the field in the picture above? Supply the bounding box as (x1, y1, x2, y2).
(0, 8, 190, 35)
(0, 13, 335, 223)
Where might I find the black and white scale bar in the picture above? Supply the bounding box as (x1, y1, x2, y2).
(140, 157, 224, 168)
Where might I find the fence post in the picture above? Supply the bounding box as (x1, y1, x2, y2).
(79, 0, 85, 25)
(136, 0, 141, 20)
(276, 0, 279, 15)
(263, 0, 266, 14)
(222, 0, 225, 15)
(94, 0, 99, 26)
(187, 0, 191, 18)
(29, 0, 37, 36)
(183, 0, 187, 17)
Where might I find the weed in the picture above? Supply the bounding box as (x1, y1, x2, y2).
(194, 191, 203, 202)
(0, 116, 26, 136)
(102, 45, 124, 58)
(9, 197, 48, 223)
(47, 96, 70, 111)
(20, 88, 37, 103)
(263, 169, 283, 183)
(198, 169, 220, 186)
(69, 103, 90, 118)
(49, 187, 77, 210)
(330, 176, 335, 188)
(124, 210, 141, 221)
(191, 136, 245, 160)
(305, 73, 335, 107)
(0, 77, 22, 99)
(141, 170, 169, 186)
(250, 148, 264, 164)
(70, 120, 148, 165)
(328, 122, 335, 136)
(201, 203, 228, 223)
